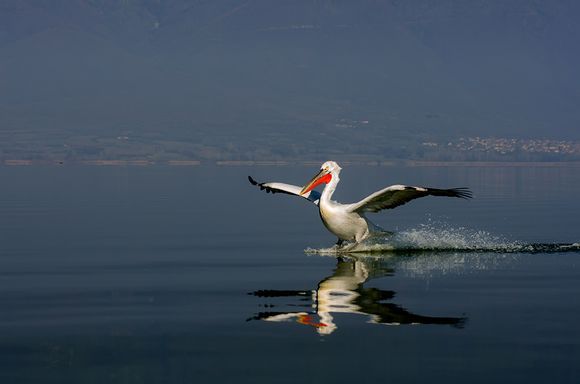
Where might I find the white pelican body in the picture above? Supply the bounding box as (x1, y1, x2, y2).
(249, 161, 471, 246)
(315, 168, 381, 242)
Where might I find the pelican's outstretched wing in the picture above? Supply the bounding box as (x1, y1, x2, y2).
(248, 176, 321, 205)
(348, 184, 472, 213)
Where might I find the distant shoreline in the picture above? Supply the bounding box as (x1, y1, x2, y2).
(3, 159, 580, 167)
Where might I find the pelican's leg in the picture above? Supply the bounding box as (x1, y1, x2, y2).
(335, 238, 345, 247)
(341, 242, 358, 252)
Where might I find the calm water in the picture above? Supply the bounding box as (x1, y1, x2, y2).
(0, 165, 579, 383)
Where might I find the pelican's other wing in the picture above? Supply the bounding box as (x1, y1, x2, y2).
(248, 176, 321, 205)
(348, 184, 472, 213)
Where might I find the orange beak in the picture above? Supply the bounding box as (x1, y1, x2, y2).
(300, 169, 332, 195)
(297, 314, 327, 328)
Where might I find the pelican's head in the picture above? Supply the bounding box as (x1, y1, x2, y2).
(300, 161, 341, 195)
(321, 161, 341, 173)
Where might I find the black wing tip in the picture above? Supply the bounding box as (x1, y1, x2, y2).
(450, 187, 473, 199)
(248, 176, 277, 194)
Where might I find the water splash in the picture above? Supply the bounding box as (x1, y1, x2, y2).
(306, 222, 579, 278)
(305, 222, 580, 255)
(393, 251, 515, 278)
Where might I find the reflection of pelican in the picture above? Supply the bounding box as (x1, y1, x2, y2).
(250, 161, 471, 247)
(248, 257, 466, 335)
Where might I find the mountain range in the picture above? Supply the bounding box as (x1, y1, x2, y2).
(1, 1, 579, 161)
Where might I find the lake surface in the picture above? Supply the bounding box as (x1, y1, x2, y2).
(0, 165, 579, 383)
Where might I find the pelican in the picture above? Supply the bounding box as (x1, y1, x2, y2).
(249, 161, 472, 246)
(249, 257, 466, 335)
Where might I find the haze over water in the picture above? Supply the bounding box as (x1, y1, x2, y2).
(3, 1, 580, 163)
(0, 164, 579, 383)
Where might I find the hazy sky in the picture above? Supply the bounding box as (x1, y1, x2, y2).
(1, 0, 579, 158)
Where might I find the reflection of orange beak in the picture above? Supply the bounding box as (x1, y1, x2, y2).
(300, 169, 332, 195)
(297, 314, 327, 328)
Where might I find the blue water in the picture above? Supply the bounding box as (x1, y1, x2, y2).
(0, 165, 579, 383)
